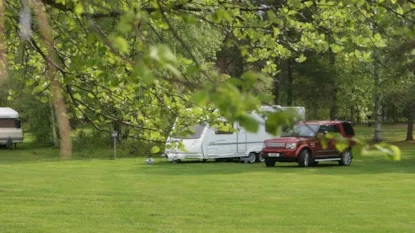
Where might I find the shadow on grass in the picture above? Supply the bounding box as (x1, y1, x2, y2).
(0, 144, 119, 164)
(3, 139, 415, 177)
(0, 145, 60, 164)
(134, 154, 415, 176)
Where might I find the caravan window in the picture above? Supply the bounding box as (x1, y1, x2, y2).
(0, 119, 18, 128)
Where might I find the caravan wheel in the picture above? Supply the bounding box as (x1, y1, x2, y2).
(247, 152, 256, 163)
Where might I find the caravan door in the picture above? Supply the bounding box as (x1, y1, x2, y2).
(236, 122, 247, 156)
(206, 122, 237, 158)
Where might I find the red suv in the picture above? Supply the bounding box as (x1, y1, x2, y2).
(261, 121, 355, 167)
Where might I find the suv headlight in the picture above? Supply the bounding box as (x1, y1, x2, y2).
(285, 143, 297, 149)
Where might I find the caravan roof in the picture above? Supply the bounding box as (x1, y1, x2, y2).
(0, 107, 19, 118)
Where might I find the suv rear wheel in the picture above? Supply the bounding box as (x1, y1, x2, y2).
(339, 149, 352, 166)
(298, 149, 311, 167)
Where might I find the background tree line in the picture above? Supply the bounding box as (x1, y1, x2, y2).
(0, 0, 413, 158)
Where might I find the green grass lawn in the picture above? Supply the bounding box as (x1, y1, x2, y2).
(0, 124, 415, 232)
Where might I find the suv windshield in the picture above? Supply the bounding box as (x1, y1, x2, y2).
(281, 124, 319, 137)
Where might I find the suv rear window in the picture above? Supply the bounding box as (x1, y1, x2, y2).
(342, 122, 355, 136)
(318, 124, 340, 133)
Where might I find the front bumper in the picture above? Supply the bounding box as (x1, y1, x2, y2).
(261, 148, 298, 162)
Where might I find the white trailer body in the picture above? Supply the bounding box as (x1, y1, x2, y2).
(163, 105, 305, 162)
(0, 108, 23, 146)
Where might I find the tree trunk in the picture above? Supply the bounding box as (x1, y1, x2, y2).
(286, 59, 293, 106)
(273, 75, 280, 104)
(273, 60, 281, 104)
(392, 104, 397, 122)
(312, 102, 319, 120)
(49, 97, 59, 147)
(33, 0, 72, 158)
(406, 104, 414, 141)
(328, 51, 338, 120)
(372, 52, 382, 142)
(329, 85, 338, 120)
(0, 0, 8, 86)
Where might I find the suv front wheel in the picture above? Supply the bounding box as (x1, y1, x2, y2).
(265, 159, 275, 167)
(298, 149, 311, 167)
(339, 149, 352, 166)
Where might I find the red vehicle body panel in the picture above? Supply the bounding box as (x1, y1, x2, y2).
(261, 121, 355, 163)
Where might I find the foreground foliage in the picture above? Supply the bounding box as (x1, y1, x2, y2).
(1, 0, 413, 159)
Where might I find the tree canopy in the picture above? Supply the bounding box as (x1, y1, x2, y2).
(1, 0, 413, 159)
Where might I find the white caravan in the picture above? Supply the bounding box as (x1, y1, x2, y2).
(163, 105, 305, 163)
(0, 107, 23, 148)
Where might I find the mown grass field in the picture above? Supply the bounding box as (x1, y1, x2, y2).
(0, 124, 415, 232)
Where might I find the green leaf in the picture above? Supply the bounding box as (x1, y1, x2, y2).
(178, 142, 187, 152)
(33, 85, 44, 93)
(317, 134, 328, 149)
(182, 14, 198, 24)
(165, 64, 181, 78)
(287, 10, 297, 16)
(238, 113, 259, 132)
(40, 96, 49, 103)
(351, 145, 363, 158)
(87, 93, 95, 99)
(258, 93, 273, 104)
(295, 54, 307, 63)
(157, 44, 178, 65)
(241, 71, 257, 83)
(74, 3, 84, 15)
(228, 77, 244, 87)
(265, 110, 298, 135)
(304, 1, 313, 7)
(267, 10, 277, 20)
(73, 93, 81, 100)
(112, 36, 129, 54)
(191, 91, 209, 106)
(177, 129, 195, 137)
(351, 136, 365, 145)
(273, 28, 279, 37)
(325, 132, 336, 139)
(117, 21, 132, 33)
(396, 7, 403, 15)
(374, 143, 401, 161)
(151, 146, 160, 154)
(186, 64, 200, 74)
(335, 140, 349, 152)
(354, 49, 362, 58)
(386, 145, 401, 161)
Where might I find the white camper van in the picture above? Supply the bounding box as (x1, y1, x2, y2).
(163, 105, 305, 163)
(0, 108, 23, 148)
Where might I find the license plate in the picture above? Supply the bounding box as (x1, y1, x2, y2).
(268, 153, 280, 157)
